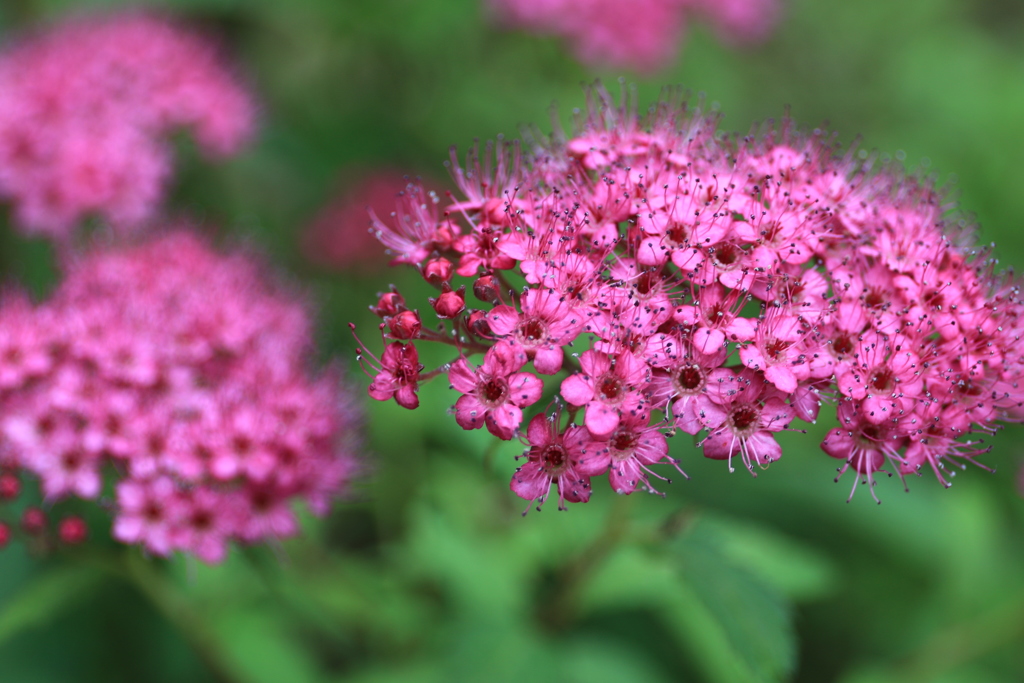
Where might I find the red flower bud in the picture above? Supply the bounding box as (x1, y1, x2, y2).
(431, 285, 466, 318)
(467, 309, 492, 338)
(21, 506, 46, 535)
(0, 522, 9, 549)
(387, 310, 422, 340)
(372, 290, 405, 317)
(0, 473, 19, 501)
(473, 274, 501, 304)
(423, 257, 454, 287)
(58, 516, 88, 545)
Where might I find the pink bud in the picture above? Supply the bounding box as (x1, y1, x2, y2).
(58, 516, 88, 545)
(0, 522, 9, 549)
(483, 197, 509, 226)
(387, 310, 422, 340)
(432, 285, 466, 318)
(0, 473, 19, 501)
(435, 222, 458, 250)
(423, 257, 454, 287)
(21, 507, 46, 536)
(372, 290, 405, 317)
(473, 274, 501, 304)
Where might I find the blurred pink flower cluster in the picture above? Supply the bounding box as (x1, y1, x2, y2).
(358, 86, 1024, 509)
(0, 231, 361, 563)
(302, 171, 433, 272)
(490, 0, 779, 71)
(0, 12, 255, 242)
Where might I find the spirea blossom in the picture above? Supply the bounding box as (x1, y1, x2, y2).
(0, 230, 361, 562)
(354, 84, 1024, 507)
(0, 12, 255, 242)
(490, 0, 779, 72)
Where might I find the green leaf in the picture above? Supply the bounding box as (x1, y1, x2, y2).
(698, 515, 837, 601)
(578, 523, 796, 683)
(0, 564, 105, 645)
(667, 524, 796, 683)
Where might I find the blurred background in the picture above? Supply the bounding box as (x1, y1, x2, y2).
(1, 0, 1024, 681)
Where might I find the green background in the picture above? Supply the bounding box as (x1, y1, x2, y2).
(1, 0, 1024, 681)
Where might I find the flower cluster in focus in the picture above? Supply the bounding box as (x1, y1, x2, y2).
(356, 86, 1024, 510)
(0, 231, 361, 563)
(0, 12, 255, 242)
(490, 0, 779, 72)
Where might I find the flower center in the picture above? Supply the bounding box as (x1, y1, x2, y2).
(674, 363, 706, 394)
(832, 332, 854, 357)
(728, 404, 761, 436)
(609, 429, 639, 460)
(635, 270, 657, 297)
(517, 317, 548, 345)
(712, 243, 741, 268)
(665, 223, 690, 247)
(597, 375, 624, 403)
(540, 444, 569, 474)
(869, 367, 895, 393)
(764, 338, 790, 361)
(864, 287, 886, 308)
(479, 377, 509, 408)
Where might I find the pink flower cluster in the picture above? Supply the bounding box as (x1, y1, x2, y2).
(357, 87, 1024, 509)
(0, 12, 255, 241)
(490, 0, 779, 72)
(0, 231, 360, 562)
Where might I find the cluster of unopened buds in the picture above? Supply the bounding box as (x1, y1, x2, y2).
(355, 86, 1024, 510)
(0, 470, 88, 551)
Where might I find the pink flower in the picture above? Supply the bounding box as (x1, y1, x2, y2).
(576, 412, 677, 494)
(511, 413, 592, 511)
(697, 368, 792, 473)
(487, 288, 586, 374)
(560, 350, 650, 437)
(449, 341, 543, 439)
(364, 341, 423, 410)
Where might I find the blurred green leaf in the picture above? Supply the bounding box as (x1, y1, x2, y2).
(0, 564, 104, 646)
(579, 522, 796, 683)
(699, 516, 837, 601)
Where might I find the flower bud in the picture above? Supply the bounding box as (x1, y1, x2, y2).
(435, 222, 459, 250)
(0, 522, 10, 549)
(473, 274, 501, 304)
(58, 516, 88, 545)
(387, 310, 422, 340)
(372, 289, 405, 317)
(482, 197, 509, 226)
(422, 257, 454, 287)
(431, 285, 466, 319)
(21, 506, 46, 535)
(467, 309, 492, 338)
(0, 473, 19, 501)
